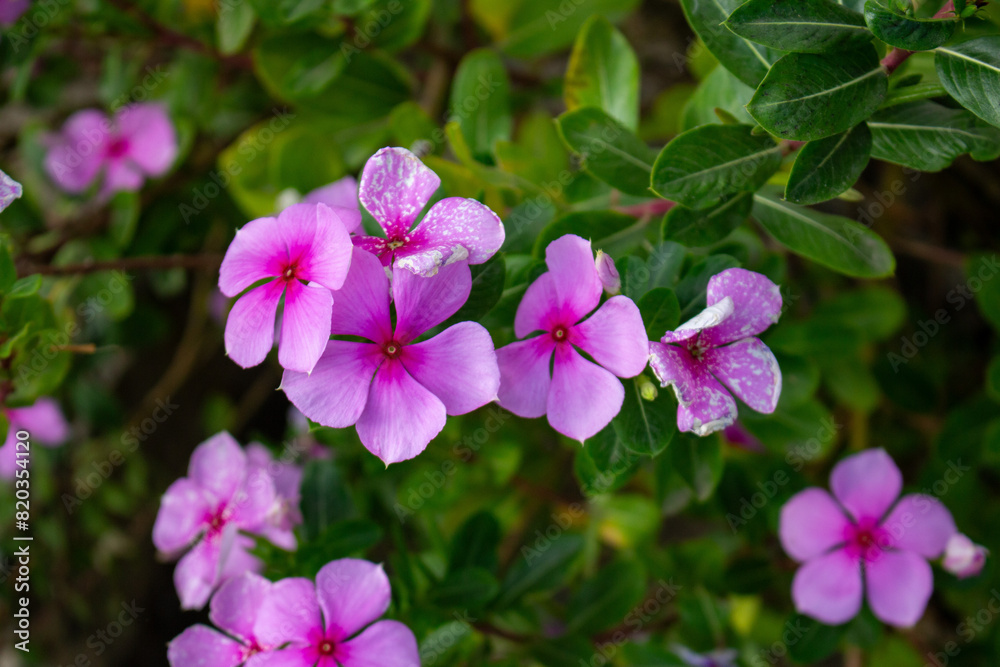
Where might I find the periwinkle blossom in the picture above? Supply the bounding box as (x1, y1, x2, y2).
(253, 558, 420, 667)
(649, 268, 782, 436)
(942, 533, 988, 579)
(780, 448, 957, 627)
(353, 146, 505, 276)
(168, 573, 276, 667)
(0, 168, 23, 212)
(276, 175, 361, 234)
(246, 443, 303, 551)
(219, 203, 357, 374)
(671, 644, 739, 667)
(153, 432, 279, 610)
(0, 398, 70, 480)
(595, 249, 620, 295)
(0, 0, 30, 25)
(495, 235, 648, 442)
(282, 247, 500, 465)
(44, 104, 178, 196)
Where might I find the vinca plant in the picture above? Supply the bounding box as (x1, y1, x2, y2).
(1, 0, 1000, 665)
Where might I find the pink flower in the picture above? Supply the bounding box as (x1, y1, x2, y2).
(219, 203, 357, 374)
(0, 0, 30, 26)
(0, 398, 70, 480)
(353, 146, 505, 276)
(0, 168, 23, 212)
(302, 177, 359, 229)
(282, 247, 500, 465)
(44, 104, 177, 196)
(253, 558, 419, 667)
(495, 235, 648, 442)
(246, 443, 303, 551)
(152, 432, 279, 610)
(168, 573, 276, 667)
(594, 249, 620, 295)
(780, 448, 957, 627)
(649, 268, 783, 436)
(942, 533, 988, 579)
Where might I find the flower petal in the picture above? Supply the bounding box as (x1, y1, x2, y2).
(701, 337, 781, 414)
(514, 272, 562, 338)
(303, 176, 359, 211)
(700, 268, 782, 346)
(792, 548, 862, 625)
(830, 448, 902, 523)
(571, 295, 648, 378)
(246, 649, 316, 667)
(219, 216, 286, 297)
(548, 345, 625, 442)
(395, 197, 504, 275)
(7, 397, 69, 446)
(153, 479, 210, 553)
(228, 467, 278, 532)
(224, 280, 284, 368)
(336, 621, 420, 667)
(355, 359, 447, 465)
(116, 103, 178, 176)
(280, 203, 354, 291)
(102, 159, 145, 195)
(167, 625, 244, 667)
(0, 169, 23, 213)
(278, 280, 333, 374)
(329, 248, 393, 342)
(282, 341, 382, 428)
(880, 494, 956, 559)
(865, 549, 933, 628)
(254, 577, 322, 648)
(210, 573, 272, 644)
(188, 432, 247, 509)
(496, 336, 556, 419)
(352, 235, 391, 264)
(780, 488, 851, 562)
(660, 297, 735, 345)
(392, 260, 471, 343)
(316, 559, 391, 641)
(649, 342, 737, 436)
(175, 537, 223, 610)
(359, 147, 439, 238)
(400, 322, 500, 415)
(44, 110, 110, 193)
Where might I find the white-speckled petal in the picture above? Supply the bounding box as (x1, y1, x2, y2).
(648, 342, 738, 436)
(660, 297, 734, 344)
(359, 147, 440, 238)
(700, 268, 783, 346)
(701, 337, 781, 414)
(395, 197, 504, 276)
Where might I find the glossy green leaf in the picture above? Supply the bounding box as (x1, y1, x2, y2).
(557, 107, 657, 197)
(747, 46, 888, 141)
(533, 211, 636, 258)
(565, 560, 647, 634)
(496, 533, 584, 608)
(254, 33, 347, 98)
(0, 236, 16, 294)
(785, 123, 872, 204)
(575, 424, 643, 495)
(651, 124, 782, 208)
(493, 0, 641, 58)
(935, 37, 1000, 129)
(564, 16, 640, 130)
(449, 511, 501, 574)
(725, 0, 871, 53)
(671, 432, 724, 501)
(679, 0, 784, 86)
(811, 286, 907, 341)
(6, 274, 42, 300)
(680, 66, 756, 130)
(968, 253, 1000, 331)
(864, 1, 957, 51)
(446, 254, 506, 324)
(752, 191, 895, 277)
(296, 518, 383, 572)
(355, 0, 432, 53)
(868, 101, 1000, 171)
(787, 614, 846, 663)
(450, 49, 512, 163)
(621, 242, 687, 301)
(613, 373, 679, 456)
(880, 81, 948, 108)
(823, 358, 882, 411)
(662, 192, 753, 246)
(216, 1, 256, 55)
(428, 567, 500, 610)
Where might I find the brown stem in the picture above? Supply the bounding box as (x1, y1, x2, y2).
(17, 253, 223, 277)
(890, 237, 966, 268)
(616, 199, 677, 218)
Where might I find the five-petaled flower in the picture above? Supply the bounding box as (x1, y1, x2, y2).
(282, 247, 500, 465)
(353, 146, 505, 276)
(780, 448, 957, 627)
(649, 268, 782, 436)
(44, 104, 178, 196)
(495, 234, 648, 442)
(0, 398, 70, 480)
(219, 202, 357, 374)
(246, 443, 304, 551)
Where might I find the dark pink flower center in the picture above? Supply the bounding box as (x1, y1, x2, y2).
(281, 261, 300, 283)
(105, 137, 130, 159)
(686, 334, 709, 360)
(206, 507, 230, 536)
(843, 517, 889, 562)
(551, 325, 569, 343)
(318, 640, 336, 656)
(383, 341, 402, 359)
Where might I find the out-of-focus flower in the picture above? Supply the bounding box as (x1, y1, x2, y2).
(246, 443, 303, 551)
(0, 169, 23, 212)
(0, 398, 70, 479)
(0, 0, 30, 26)
(942, 533, 988, 579)
(276, 175, 361, 234)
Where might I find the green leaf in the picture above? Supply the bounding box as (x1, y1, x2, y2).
(662, 192, 753, 246)
(6, 274, 42, 300)
(0, 236, 16, 294)
(811, 286, 906, 341)
(575, 424, 643, 495)
(494, 0, 640, 59)
(968, 253, 1000, 331)
(428, 567, 500, 610)
(787, 614, 846, 663)
(300, 459, 354, 541)
(613, 374, 679, 456)
(936, 37, 1000, 129)
(679, 0, 784, 86)
(650, 124, 782, 208)
(217, 1, 256, 55)
(637, 287, 681, 339)
(446, 254, 506, 324)
(449, 511, 501, 574)
(671, 432, 724, 501)
(881, 81, 949, 108)
(868, 101, 1000, 171)
(621, 242, 687, 301)
(254, 33, 347, 98)
(557, 107, 657, 197)
(752, 190, 895, 277)
(680, 66, 756, 130)
(822, 358, 882, 411)
(355, 0, 432, 52)
(0, 322, 32, 359)
(785, 123, 872, 204)
(450, 49, 512, 163)
(565, 560, 647, 634)
(496, 533, 584, 608)
(296, 518, 383, 573)
(533, 211, 636, 257)
(747, 46, 888, 141)
(864, 1, 957, 51)
(564, 16, 640, 130)
(987, 356, 1000, 403)
(725, 0, 872, 53)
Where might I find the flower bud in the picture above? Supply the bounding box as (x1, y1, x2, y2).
(943, 533, 988, 579)
(595, 250, 620, 295)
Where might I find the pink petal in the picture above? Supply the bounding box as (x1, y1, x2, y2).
(649, 342, 738, 436)
(225, 280, 285, 368)
(303, 176, 359, 215)
(700, 268, 783, 346)
(514, 272, 562, 338)
(571, 295, 648, 378)
(103, 157, 146, 195)
(792, 548, 862, 625)
(880, 494, 956, 559)
(175, 537, 223, 610)
(392, 260, 472, 343)
(254, 577, 322, 648)
(153, 478, 210, 553)
(496, 336, 555, 418)
(535, 235, 603, 335)
(701, 337, 781, 414)
(780, 488, 851, 562)
(44, 110, 110, 193)
(218, 532, 264, 582)
(228, 467, 278, 532)
(188, 432, 247, 508)
(316, 559, 391, 641)
(278, 280, 333, 374)
(660, 298, 734, 345)
(359, 147, 440, 238)
(168, 625, 244, 667)
(865, 549, 933, 627)
(282, 341, 382, 428)
(547, 344, 625, 442)
(395, 197, 504, 276)
(355, 359, 447, 465)
(210, 573, 272, 644)
(830, 448, 902, 523)
(7, 397, 69, 446)
(219, 216, 286, 297)
(329, 248, 393, 343)
(280, 203, 354, 291)
(942, 533, 988, 579)
(400, 322, 500, 415)
(336, 621, 420, 667)
(116, 103, 178, 176)
(247, 650, 316, 667)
